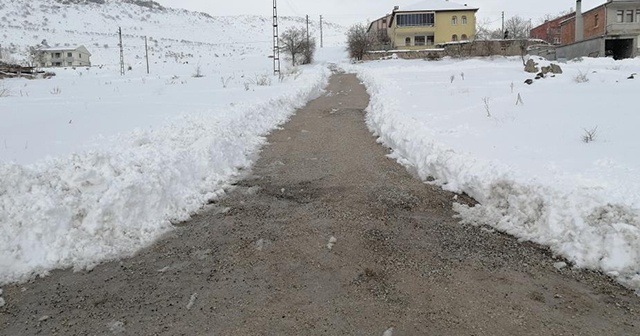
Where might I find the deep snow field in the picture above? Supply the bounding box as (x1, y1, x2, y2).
(350, 55, 640, 290)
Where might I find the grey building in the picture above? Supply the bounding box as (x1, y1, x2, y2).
(556, 0, 640, 60)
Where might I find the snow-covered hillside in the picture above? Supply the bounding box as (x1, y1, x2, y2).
(0, 0, 345, 65)
(349, 56, 640, 291)
(0, 0, 344, 285)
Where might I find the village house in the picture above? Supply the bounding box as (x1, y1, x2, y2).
(530, 12, 576, 45)
(38, 45, 92, 67)
(530, 0, 640, 60)
(368, 0, 479, 50)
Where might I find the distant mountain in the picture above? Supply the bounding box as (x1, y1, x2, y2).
(0, 0, 346, 65)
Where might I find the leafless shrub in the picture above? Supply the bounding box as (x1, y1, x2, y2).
(50, 86, 61, 95)
(346, 23, 375, 61)
(460, 72, 465, 80)
(192, 64, 204, 78)
(254, 74, 271, 86)
(220, 76, 233, 88)
(450, 74, 455, 83)
(582, 126, 598, 143)
(0, 84, 11, 97)
(515, 93, 524, 105)
(482, 97, 491, 117)
(280, 27, 316, 65)
(574, 70, 589, 83)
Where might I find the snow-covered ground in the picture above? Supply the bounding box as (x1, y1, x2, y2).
(0, 0, 347, 285)
(349, 56, 640, 290)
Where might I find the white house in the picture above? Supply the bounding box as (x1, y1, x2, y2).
(38, 45, 92, 67)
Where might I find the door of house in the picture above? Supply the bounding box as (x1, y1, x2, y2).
(605, 38, 634, 60)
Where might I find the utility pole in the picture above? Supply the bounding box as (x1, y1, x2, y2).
(272, 0, 280, 75)
(306, 14, 310, 46)
(118, 27, 125, 75)
(320, 15, 324, 48)
(144, 36, 149, 74)
(501, 11, 505, 39)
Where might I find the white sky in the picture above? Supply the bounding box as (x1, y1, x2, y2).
(160, 0, 604, 27)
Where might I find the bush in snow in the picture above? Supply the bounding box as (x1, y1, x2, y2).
(0, 84, 11, 98)
(279, 27, 316, 66)
(574, 70, 589, 83)
(582, 126, 598, 143)
(346, 23, 374, 61)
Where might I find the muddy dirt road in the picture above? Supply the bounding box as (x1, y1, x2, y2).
(1, 73, 638, 335)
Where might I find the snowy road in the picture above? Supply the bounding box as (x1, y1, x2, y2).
(1, 73, 638, 335)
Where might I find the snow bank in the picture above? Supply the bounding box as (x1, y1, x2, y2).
(0, 66, 329, 285)
(349, 57, 640, 290)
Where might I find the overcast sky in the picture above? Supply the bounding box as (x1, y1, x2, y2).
(160, 0, 603, 27)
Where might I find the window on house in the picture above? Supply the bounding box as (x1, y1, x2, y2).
(553, 37, 560, 44)
(415, 36, 426, 46)
(67, 52, 72, 57)
(595, 14, 599, 27)
(627, 10, 634, 22)
(397, 13, 435, 26)
(462, 16, 468, 25)
(67, 62, 73, 66)
(55, 52, 61, 58)
(79, 54, 82, 58)
(427, 35, 435, 45)
(617, 10, 624, 23)
(461, 34, 468, 40)
(452, 34, 458, 41)
(405, 37, 411, 46)
(51, 53, 54, 58)
(451, 16, 458, 25)
(637, 9, 640, 23)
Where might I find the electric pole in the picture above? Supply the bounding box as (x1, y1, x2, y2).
(306, 15, 310, 47)
(272, 0, 280, 75)
(118, 27, 125, 75)
(144, 36, 149, 74)
(501, 11, 505, 39)
(320, 15, 323, 48)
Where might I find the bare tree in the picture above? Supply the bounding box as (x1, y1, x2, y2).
(346, 23, 375, 61)
(279, 27, 316, 66)
(302, 35, 317, 65)
(504, 15, 533, 39)
(475, 17, 502, 41)
(28, 46, 46, 68)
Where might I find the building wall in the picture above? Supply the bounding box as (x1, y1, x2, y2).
(583, 6, 606, 39)
(560, 17, 577, 45)
(606, 1, 640, 34)
(531, 13, 575, 45)
(40, 49, 91, 67)
(390, 9, 477, 49)
(556, 36, 605, 60)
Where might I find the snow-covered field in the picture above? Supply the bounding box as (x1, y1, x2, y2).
(0, 0, 346, 285)
(350, 56, 640, 290)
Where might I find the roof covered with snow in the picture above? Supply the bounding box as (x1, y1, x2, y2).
(39, 46, 85, 52)
(398, 0, 479, 12)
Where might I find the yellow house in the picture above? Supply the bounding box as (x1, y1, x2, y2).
(388, 0, 479, 49)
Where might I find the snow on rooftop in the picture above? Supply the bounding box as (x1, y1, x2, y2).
(399, 0, 478, 12)
(38, 46, 84, 51)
